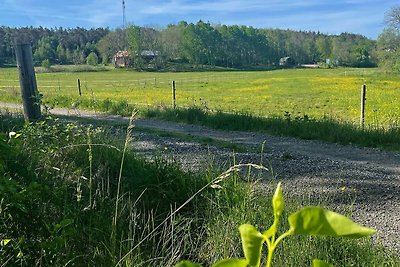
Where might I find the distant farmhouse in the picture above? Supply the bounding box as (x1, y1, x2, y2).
(113, 50, 131, 68)
(113, 50, 160, 68)
(140, 50, 160, 62)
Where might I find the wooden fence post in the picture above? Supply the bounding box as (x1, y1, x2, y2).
(172, 80, 176, 109)
(360, 84, 366, 127)
(14, 43, 41, 122)
(77, 79, 82, 96)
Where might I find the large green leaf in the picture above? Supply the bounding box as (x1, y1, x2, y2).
(313, 259, 334, 267)
(174, 261, 203, 267)
(212, 258, 248, 267)
(239, 224, 265, 267)
(288, 206, 376, 238)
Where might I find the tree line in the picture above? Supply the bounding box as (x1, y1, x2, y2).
(102, 22, 377, 69)
(2, 12, 400, 71)
(0, 26, 109, 66)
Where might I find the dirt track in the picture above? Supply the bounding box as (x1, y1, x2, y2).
(1, 103, 399, 253)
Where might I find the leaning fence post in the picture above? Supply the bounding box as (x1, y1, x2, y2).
(14, 43, 41, 122)
(360, 84, 366, 128)
(172, 80, 176, 109)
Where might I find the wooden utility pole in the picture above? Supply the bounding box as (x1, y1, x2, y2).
(15, 43, 41, 122)
(360, 84, 366, 128)
(172, 80, 176, 109)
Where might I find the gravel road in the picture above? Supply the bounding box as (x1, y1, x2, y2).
(1, 103, 399, 253)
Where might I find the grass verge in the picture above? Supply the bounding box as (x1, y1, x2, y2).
(143, 106, 400, 151)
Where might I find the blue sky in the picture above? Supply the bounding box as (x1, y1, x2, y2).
(0, 0, 398, 39)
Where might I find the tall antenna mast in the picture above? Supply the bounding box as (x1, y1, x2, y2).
(122, 0, 126, 29)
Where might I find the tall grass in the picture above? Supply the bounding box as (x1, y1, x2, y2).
(0, 112, 399, 266)
(144, 106, 400, 151)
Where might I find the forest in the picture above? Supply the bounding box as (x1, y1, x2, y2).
(0, 21, 378, 69)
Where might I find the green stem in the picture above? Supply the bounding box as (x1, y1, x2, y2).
(274, 230, 293, 247)
(266, 245, 275, 267)
(266, 230, 293, 267)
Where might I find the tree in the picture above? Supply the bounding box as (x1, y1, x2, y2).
(378, 6, 400, 72)
(385, 6, 400, 30)
(127, 25, 143, 68)
(41, 59, 51, 69)
(86, 52, 98, 66)
(377, 28, 400, 72)
(161, 24, 185, 61)
(34, 36, 56, 65)
(316, 36, 332, 61)
(56, 44, 67, 64)
(72, 48, 85, 65)
(97, 29, 125, 64)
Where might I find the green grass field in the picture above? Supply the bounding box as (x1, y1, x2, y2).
(1, 67, 400, 127)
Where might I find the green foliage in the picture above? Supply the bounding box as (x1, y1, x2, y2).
(97, 98, 135, 116)
(1, 24, 377, 69)
(96, 29, 126, 64)
(56, 44, 67, 64)
(288, 207, 376, 238)
(238, 224, 265, 267)
(175, 183, 376, 267)
(1, 114, 399, 266)
(377, 28, 400, 72)
(377, 6, 400, 72)
(34, 36, 56, 65)
(0, 116, 215, 266)
(86, 52, 98, 66)
(127, 25, 143, 68)
(41, 59, 51, 69)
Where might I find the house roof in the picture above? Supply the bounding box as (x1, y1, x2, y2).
(140, 50, 160, 57)
(114, 50, 130, 58)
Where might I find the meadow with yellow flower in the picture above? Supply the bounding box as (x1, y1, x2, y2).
(1, 67, 399, 127)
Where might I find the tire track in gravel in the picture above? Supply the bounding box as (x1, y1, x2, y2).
(1, 103, 399, 253)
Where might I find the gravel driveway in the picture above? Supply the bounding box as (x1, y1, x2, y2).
(132, 119, 400, 254)
(1, 103, 399, 253)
